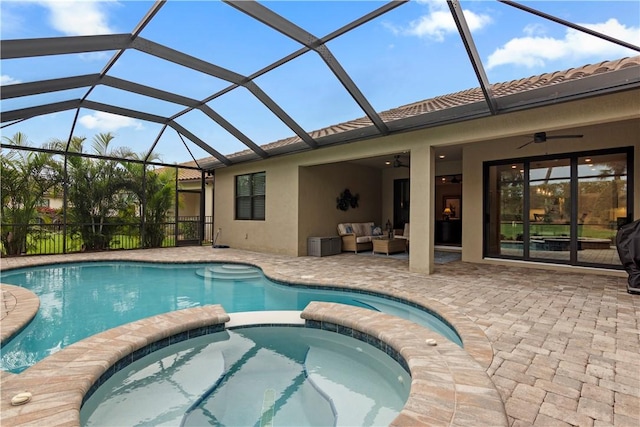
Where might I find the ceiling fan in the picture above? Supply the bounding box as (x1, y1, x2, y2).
(517, 131, 583, 149)
(393, 155, 409, 168)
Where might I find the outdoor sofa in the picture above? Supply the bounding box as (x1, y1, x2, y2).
(337, 222, 384, 253)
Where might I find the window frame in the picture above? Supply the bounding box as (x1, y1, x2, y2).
(235, 171, 266, 221)
(483, 146, 633, 269)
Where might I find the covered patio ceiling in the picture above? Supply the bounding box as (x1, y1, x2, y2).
(1, 0, 639, 171)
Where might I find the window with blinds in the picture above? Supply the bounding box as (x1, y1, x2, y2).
(235, 172, 265, 220)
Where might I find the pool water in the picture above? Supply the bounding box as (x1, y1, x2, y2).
(80, 326, 410, 426)
(0, 262, 461, 373)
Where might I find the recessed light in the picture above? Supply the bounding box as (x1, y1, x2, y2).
(385, 161, 391, 165)
(511, 165, 517, 169)
(439, 155, 445, 159)
(585, 158, 591, 162)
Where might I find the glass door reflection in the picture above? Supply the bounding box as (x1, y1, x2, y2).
(577, 154, 627, 265)
(528, 159, 571, 261)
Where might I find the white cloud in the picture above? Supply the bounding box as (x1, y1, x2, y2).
(79, 112, 144, 132)
(38, 0, 116, 36)
(389, 0, 492, 42)
(487, 18, 640, 69)
(405, 10, 459, 41)
(523, 23, 546, 37)
(1, 75, 22, 85)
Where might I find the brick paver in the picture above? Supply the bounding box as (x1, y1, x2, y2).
(1, 247, 639, 426)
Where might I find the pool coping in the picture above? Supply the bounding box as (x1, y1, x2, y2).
(0, 258, 494, 370)
(303, 302, 508, 426)
(0, 256, 502, 426)
(1, 305, 231, 426)
(1, 285, 39, 345)
(1, 302, 507, 426)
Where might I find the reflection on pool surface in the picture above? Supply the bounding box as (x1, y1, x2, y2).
(81, 326, 411, 426)
(1, 261, 461, 373)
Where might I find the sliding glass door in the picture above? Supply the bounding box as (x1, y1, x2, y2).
(484, 148, 632, 269)
(528, 158, 572, 262)
(576, 153, 628, 265)
(486, 163, 524, 258)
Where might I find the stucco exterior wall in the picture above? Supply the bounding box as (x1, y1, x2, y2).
(299, 163, 382, 255)
(214, 130, 424, 256)
(213, 156, 299, 254)
(212, 89, 638, 273)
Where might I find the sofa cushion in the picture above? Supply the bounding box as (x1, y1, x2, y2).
(337, 223, 353, 235)
(356, 236, 373, 243)
(338, 222, 376, 238)
(352, 223, 370, 236)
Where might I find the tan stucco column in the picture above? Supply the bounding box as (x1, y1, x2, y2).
(409, 145, 435, 274)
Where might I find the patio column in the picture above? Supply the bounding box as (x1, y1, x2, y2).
(409, 145, 435, 274)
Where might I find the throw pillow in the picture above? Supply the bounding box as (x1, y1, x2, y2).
(345, 225, 353, 234)
(372, 226, 383, 236)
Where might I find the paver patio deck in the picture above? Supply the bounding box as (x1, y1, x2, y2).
(1, 247, 638, 426)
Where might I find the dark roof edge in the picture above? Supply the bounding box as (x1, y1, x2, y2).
(196, 55, 640, 171)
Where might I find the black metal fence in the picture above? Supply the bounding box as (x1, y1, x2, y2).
(0, 216, 214, 256)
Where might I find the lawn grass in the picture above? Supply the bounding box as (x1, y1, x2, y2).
(21, 232, 177, 255)
(3, 222, 212, 256)
(500, 223, 616, 240)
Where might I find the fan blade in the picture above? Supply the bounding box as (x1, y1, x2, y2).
(546, 134, 584, 139)
(518, 139, 534, 149)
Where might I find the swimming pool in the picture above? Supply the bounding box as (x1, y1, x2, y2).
(81, 326, 411, 426)
(0, 261, 461, 373)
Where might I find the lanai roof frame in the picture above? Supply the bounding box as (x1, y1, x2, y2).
(1, 0, 639, 170)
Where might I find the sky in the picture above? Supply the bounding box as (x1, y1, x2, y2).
(1, 0, 639, 165)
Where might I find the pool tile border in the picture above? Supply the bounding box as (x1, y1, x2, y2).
(82, 322, 227, 404)
(1, 301, 507, 427)
(1, 251, 501, 426)
(2, 247, 635, 426)
(302, 302, 508, 426)
(1, 257, 495, 371)
(0, 305, 230, 426)
(304, 318, 410, 373)
(266, 275, 494, 371)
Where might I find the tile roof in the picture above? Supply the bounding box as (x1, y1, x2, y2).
(194, 55, 639, 170)
(155, 160, 207, 182)
(176, 165, 204, 181)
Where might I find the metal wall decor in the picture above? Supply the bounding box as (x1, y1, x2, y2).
(336, 188, 359, 211)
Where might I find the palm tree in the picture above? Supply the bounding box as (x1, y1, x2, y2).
(121, 153, 177, 248)
(61, 132, 134, 250)
(1, 133, 60, 255)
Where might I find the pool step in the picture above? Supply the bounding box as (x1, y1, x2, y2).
(183, 348, 335, 427)
(195, 264, 262, 280)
